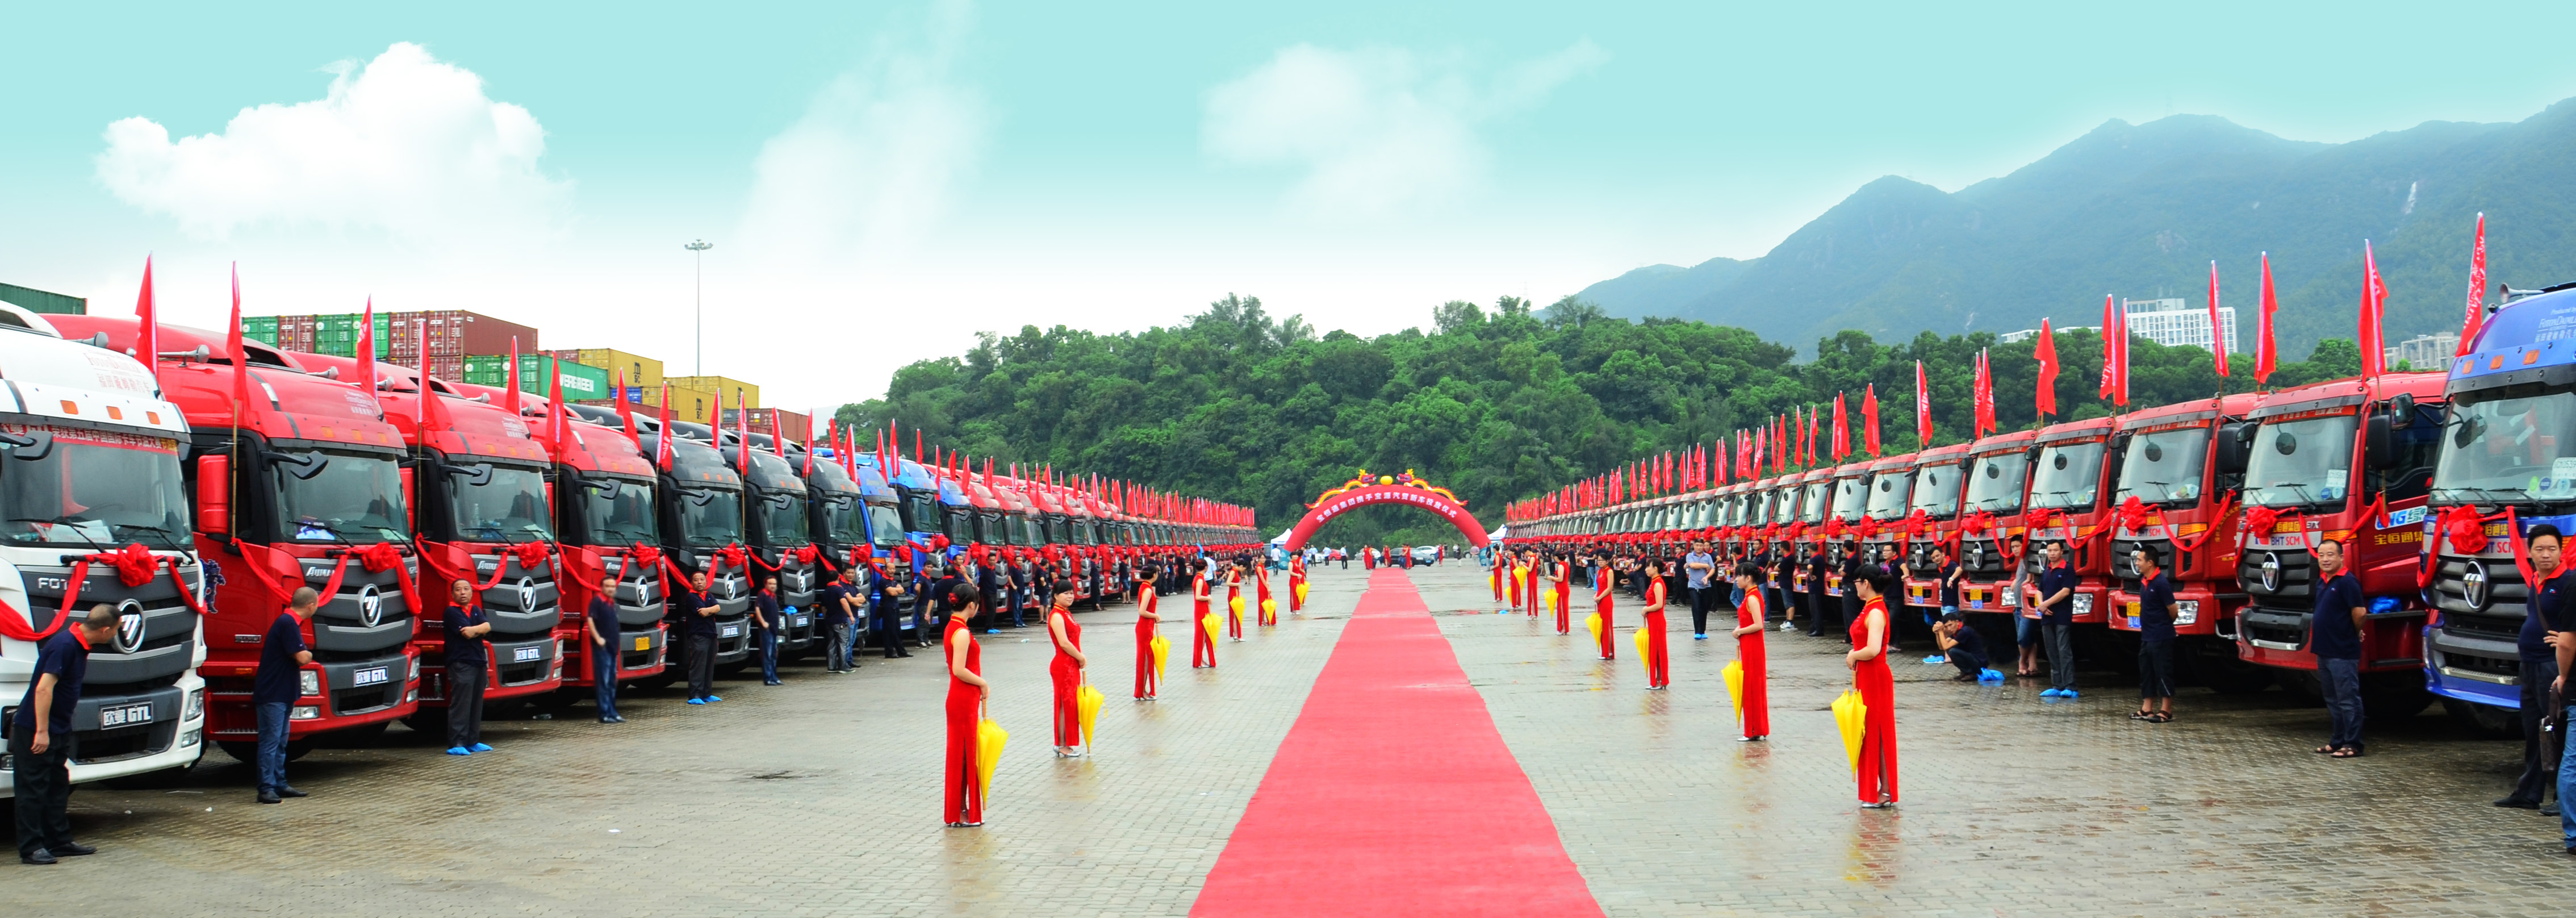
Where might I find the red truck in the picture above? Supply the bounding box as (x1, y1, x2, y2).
(1858, 452, 1917, 595)
(2229, 372, 2446, 712)
(1901, 443, 1975, 614)
(2104, 394, 2266, 691)
(51, 316, 423, 759)
(1951, 429, 2037, 623)
(2018, 417, 2120, 626)
(291, 354, 565, 724)
(526, 399, 669, 690)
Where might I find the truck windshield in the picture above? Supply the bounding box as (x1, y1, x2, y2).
(0, 429, 192, 550)
(2116, 427, 2210, 507)
(674, 486, 743, 547)
(867, 503, 905, 547)
(271, 448, 408, 544)
(1018, 516, 1043, 545)
(816, 493, 868, 546)
(445, 462, 554, 543)
(1865, 471, 1913, 519)
(1773, 489, 1800, 523)
(902, 491, 938, 533)
(2431, 390, 2576, 505)
(1910, 463, 1963, 518)
(1964, 452, 2029, 513)
(1799, 482, 1829, 522)
(1832, 476, 1867, 521)
(575, 476, 658, 545)
(755, 490, 809, 545)
(2028, 441, 2106, 511)
(943, 507, 970, 544)
(2244, 414, 2357, 509)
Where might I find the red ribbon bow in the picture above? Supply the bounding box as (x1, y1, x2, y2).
(2437, 504, 2491, 556)
(2240, 506, 2282, 545)
(1854, 516, 1881, 540)
(1962, 510, 1997, 537)
(1900, 509, 1931, 539)
(2111, 495, 2153, 535)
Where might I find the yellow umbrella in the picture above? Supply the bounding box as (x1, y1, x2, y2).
(1294, 581, 1308, 605)
(1633, 627, 1651, 674)
(1721, 660, 1745, 723)
(975, 715, 1008, 800)
(1199, 612, 1219, 646)
(1150, 633, 1170, 679)
(1260, 597, 1277, 619)
(1831, 690, 1868, 775)
(1076, 677, 1104, 747)
(1584, 611, 1602, 642)
(1229, 595, 1244, 620)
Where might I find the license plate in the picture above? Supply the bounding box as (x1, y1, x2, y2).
(633, 636, 650, 652)
(793, 615, 809, 627)
(513, 646, 543, 662)
(721, 624, 742, 638)
(99, 702, 153, 728)
(353, 666, 391, 687)
(1966, 599, 1987, 610)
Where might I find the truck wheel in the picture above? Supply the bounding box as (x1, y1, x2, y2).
(218, 740, 260, 763)
(2281, 672, 2326, 707)
(403, 712, 444, 736)
(2440, 698, 2523, 739)
(285, 738, 317, 762)
(2361, 678, 2433, 723)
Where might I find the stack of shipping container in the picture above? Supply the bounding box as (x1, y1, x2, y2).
(244, 309, 539, 382)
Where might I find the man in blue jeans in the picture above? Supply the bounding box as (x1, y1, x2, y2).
(2307, 538, 2368, 757)
(751, 575, 784, 686)
(254, 588, 319, 804)
(583, 573, 624, 723)
(2554, 625, 2576, 852)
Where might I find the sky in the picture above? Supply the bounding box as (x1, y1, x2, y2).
(7, 0, 2576, 411)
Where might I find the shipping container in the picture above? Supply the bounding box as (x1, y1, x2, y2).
(721, 407, 812, 442)
(664, 375, 756, 410)
(462, 354, 612, 400)
(543, 348, 663, 391)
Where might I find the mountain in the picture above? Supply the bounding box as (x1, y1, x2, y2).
(1582, 100, 2576, 357)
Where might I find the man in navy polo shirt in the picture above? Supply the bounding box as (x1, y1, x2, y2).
(444, 579, 495, 756)
(819, 568, 855, 673)
(871, 565, 911, 660)
(12, 604, 116, 864)
(252, 589, 318, 804)
(2034, 541, 2082, 699)
(584, 573, 624, 724)
(2308, 538, 2368, 757)
(2500, 525, 2570, 811)
(2131, 546, 2179, 723)
(751, 574, 784, 686)
(681, 571, 722, 704)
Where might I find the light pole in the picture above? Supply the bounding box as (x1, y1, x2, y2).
(685, 239, 713, 376)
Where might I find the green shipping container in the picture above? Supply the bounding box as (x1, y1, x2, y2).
(462, 354, 610, 400)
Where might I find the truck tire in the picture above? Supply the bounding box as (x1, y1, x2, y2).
(2361, 676, 2433, 724)
(2440, 698, 2522, 739)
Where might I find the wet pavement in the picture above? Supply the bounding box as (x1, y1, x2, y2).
(9, 562, 2572, 916)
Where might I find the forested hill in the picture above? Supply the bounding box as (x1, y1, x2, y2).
(839, 295, 2361, 545)
(1582, 99, 2576, 361)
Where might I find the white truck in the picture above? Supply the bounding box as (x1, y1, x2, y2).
(0, 302, 207, 793)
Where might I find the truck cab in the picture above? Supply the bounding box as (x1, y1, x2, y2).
(290, 354, 565, 717)
(1901, 444, 1973, 611)
(2231, 372, 2445, 714)
(1820, 461, 1874, 600)
(543, 403, 670, 688)
(51, 316, 420, 762)
(1789, 469, 1833, 594)
(0, 308, 211, 791)
(2105, 395, 2261, 688)
(1953, 429, 2036, 615)
(639, 420, 754, 672)
(1860, 453, 1918, 574)
(2424, 287, 2576, 725)
(2019, 417, 2119, 624)
(725, 433, 820, 657)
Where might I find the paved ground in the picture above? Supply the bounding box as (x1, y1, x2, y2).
(10, 562, 2574, 916)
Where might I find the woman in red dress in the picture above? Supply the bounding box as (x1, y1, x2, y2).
(1551, 552, 1574, 635)
(1132, 566, 1160, 699)
(1640, 557, 1671, 689)
(1256, 561, 1277, 627)
(1846, 563, 1898, 808)
(1506, 549, 1522, 608)
(1728, 561, 1771, 741)
(1190, 558, 1216, 669)
(1491, 552, 1506, 608)
(942, 583, 990, 827)
(1047, 581, 1087, 757)
(1289, 555, 1306, 614)
(1225, 560, 1246, 641)
(1592, 549, 1617, 660)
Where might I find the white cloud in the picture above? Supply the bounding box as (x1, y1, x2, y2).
(95, 42, 570, 250)
(1203, 40, 1607, 219)
(736, 0, 985, 267)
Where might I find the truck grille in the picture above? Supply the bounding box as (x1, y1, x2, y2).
(2108, 536, 2170, 595)
(19, 562, 202, 687)
(2429, 553, 2528, 640)
(1957, 537, 2013, 580)
(306, 557, 418, 658)
(2238, 546, 2316, 608)
(332, 682, 402, 716)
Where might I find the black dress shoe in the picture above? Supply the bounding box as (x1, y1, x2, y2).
(20, 848, 57, 865)
(258, 791, 281, 804)
(51, 842, 95, 856)
(275, 787, 308, 799)
(2493, 796, 2539, 809)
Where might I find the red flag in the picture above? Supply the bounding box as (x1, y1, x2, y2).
(613, 370, 638, 445)
(804, 421, 817, 475)
(2256, 253, 2279, 384)
(227, 265, 249, 410)
(2208, 261, 2230, 377)
(1862, 385, 1880, 457)
(2460, 214, 2487, 357)
(2034, 319, 2060, 418)
(133, 256, 158, 367)
(1806, 408, 1820, 466)
(1915, 360, 1932, 447)
(735, 389, 751, 470)
(654, 383, 675, 470)
(1833, 393, 1848, 460)
(545, 353, 564, 453)
(771, 411, 787, 458)
(2360, 240, 2387, 379)
(355, 299, 379, 411)
(1974, 348, 1996, 439)
(2098, 294, 2119, 402)
(504, 337, 522, 418)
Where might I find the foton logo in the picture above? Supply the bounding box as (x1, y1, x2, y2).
(34, 577, 69, 590)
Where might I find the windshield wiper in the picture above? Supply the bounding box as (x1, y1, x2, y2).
(10, 516, 115, 554)
(2435, 485, 2534, 504)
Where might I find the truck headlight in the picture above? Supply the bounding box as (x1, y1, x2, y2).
(290, 706, 320, 720)
(184, 688, 205, 721)
(299, 670, 321, 698)
(180, 728, 201, 748)
(2173, 600, 2200, 626)
(2073, 594, 2094, 615)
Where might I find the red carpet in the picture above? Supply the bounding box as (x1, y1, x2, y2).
(1191, 569, 1603, 917)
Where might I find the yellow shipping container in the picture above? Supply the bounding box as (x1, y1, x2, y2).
(545, 348, 664, 390)
(664, 375, 757, 411)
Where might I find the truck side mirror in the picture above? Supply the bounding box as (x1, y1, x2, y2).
(0, 429, 56, 461)
(2389, 393, 2416, 427)
(2026, 444, 2043, 463)
(2366, 412, 2395, 470)
(2215, 422, 2252, 474)
(196, 453, 231, 536)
